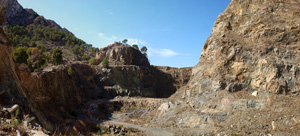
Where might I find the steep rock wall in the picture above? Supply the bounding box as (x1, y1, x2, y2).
(146, 0, 300, 135)
(155, 66, 192, 90)
(96, 66, 190, 98)
(190, 0, 300, 95)
(17, 64, 102, 131)
(0, 26, 24, 99)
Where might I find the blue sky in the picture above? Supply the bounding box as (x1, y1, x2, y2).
(18, 0, 231, 68)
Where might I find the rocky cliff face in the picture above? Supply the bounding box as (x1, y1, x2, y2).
(96, 42, 150, 66)
(155, 66, 192, 90)
(0, 22, 23, 99)
(0, 12, 101, 131)
(144, 0, 300, 135)
(17, 64, 103, 131)
(191, 0, 300, 95)
(0, 0, 61, 28)
(96, 66, 191, 98)
(94, 42, 192, 98)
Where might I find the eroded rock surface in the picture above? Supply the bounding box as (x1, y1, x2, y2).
(95, 43, 192, 98)
(0, 0, 60, 28)
(192, 0, 300, 95)
(17, 64, 103, 131)
(0, 28, 23, 98)
(138, 0, 300, 135)
(96, 42, 150, 66)
(97, 66, 178, 98)
(155, 66, 192, 90)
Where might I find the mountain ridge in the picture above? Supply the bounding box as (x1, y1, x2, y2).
(0, 0, 61, 28)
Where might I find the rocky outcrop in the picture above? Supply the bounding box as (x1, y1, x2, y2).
(0, 20, 23, 99)
(96, 66, 179, 98)
(94, 44, 192, 98)
(0, 15, 102, 132)
(0, 0, 61, 28)
(96, 42, 150, 66)
(17, 64, 103, 131)
(142, 0, 300, 135)
(94, 43, 192, 98)
(0, 0, 37, 26)
(155, 66, 192, 90)
(191, 0, 300, 95)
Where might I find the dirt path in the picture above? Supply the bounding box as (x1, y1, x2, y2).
(103, 113, 175, 136)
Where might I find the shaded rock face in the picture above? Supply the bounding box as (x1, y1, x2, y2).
(0, 22, 102, 131)
(96, 66, 191, 98)
(155, 66, 192, 90)
(17, 64, 102, 131)
(0, 0, 61, 28)
(96, 42, 150, 66)
(94, 43, 192, 98)
(0, 22, 23, 98)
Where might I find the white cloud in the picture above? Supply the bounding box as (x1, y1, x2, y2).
(98, 33, 104, 38)
(127, 38, 148, 46)
(109, 36, 117, 40)
(98, 33, 117, 40)
(148, 47, 180, 58)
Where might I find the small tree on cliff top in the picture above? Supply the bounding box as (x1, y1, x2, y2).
(102, 58, 109, 68)
(141, 46, 148, 57)
(132, 44, 139, 50)
(122, 39, 128, 44)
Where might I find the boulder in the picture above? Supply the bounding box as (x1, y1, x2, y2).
(95, 42, 150, 66)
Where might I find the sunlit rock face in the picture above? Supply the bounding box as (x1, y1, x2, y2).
(96, 42, 150, 67)
(148, 0, 300, 135)
(0, 0, 61, 28)
(191, 0, 300, 96)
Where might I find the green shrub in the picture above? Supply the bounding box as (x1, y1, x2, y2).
(27, 48, 46, 71)
(82, 55, 90, 61)
(132, 44, 139, 50)
(232, 133, 240, 136)
(10, 108, 20, 127)
(37, 45, 47, 52)
(89, 57, 96, 65)
(68, 67, 73, 76)
(13, 47, 28, 64)
(50, 48, 63, 65)
(141, 46, 148, 57)
(26, 47, 34, 56)
(102, 58, 109, 68)
(122, 39, 128, 44)
(30, 41, 37, 47)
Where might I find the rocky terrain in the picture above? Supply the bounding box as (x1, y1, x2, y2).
(96, 42, 150, 67)
(0, 6, 192, 134)
(95, 43, 192, 98)
(139, 0, 300, 135)
(0, 0, 60, 28)
(0, 0, 99, 65)
(1, 0, 300, 135)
